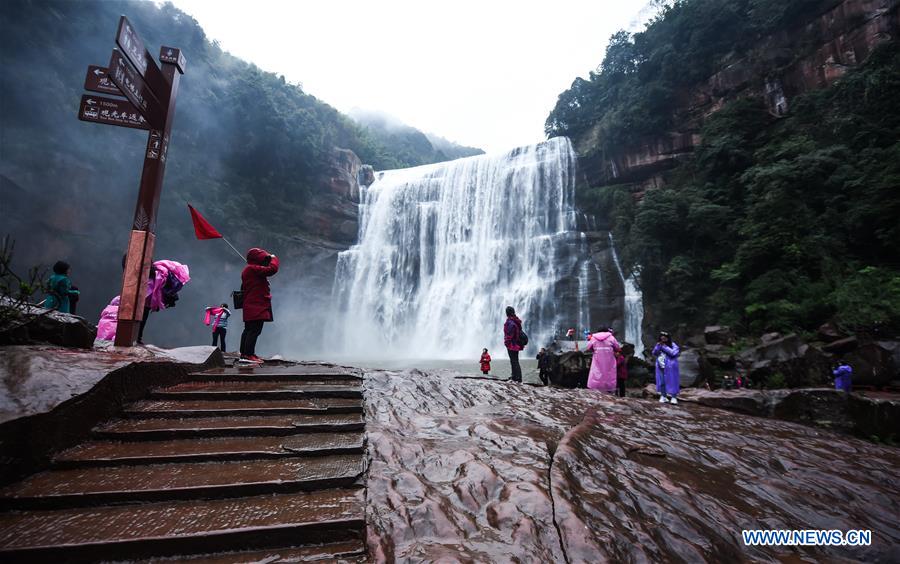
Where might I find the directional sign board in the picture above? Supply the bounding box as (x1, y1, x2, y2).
(115, 16, 170, 104)
(78, 94, 149, 130)
(107, 49, 165, 128)
(159, 46, 186, 73)
(83, 65, 122, 95)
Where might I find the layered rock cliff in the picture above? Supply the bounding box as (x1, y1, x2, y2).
(576, 0, 900, 191)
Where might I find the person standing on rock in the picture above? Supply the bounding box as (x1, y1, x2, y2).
(240, 248, 279, 363)
(833, 361, 853, 392)
(537, 347, 552, 385)
(503, 306, 525, 383)
(205, 303, 231, 352)
(653, 331, 681, 404)
(42, 261, 80, 313)
(585, 328, 620, 392)
(480, 348, 492, 375)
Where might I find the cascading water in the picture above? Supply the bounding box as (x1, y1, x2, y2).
(609, 233, 644, 355)
(332, 137, 582, 359)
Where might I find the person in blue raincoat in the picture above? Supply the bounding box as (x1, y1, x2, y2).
(833, 361, 853, 392)
(43, 261, 80, 313)
(652, 331, 681, 404)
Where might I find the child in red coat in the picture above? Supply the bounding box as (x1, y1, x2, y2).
(480, 348, 491, 375)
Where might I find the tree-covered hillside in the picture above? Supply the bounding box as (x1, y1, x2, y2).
(548, 0, 900, 335)
(350, 110, 483, 168)
(546, 0, 831, 153)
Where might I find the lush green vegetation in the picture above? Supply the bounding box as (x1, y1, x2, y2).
(552, 0, 900, 334)
(546, 0, 832, 153)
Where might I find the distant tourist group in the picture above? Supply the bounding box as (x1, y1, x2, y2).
(489, 305, 680, 404)
(485, 306, 856, 398)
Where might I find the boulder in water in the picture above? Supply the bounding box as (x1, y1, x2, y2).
(547, 350, 589, 388)
(844, 342, 896, 386)
(877, 340, 900, 375)
(678, 348, 703, 388)
(703, 325, 735, 345)
(737, 334, 830, 388)
(701, 345, 736, 370)
(816, 322, 846, 343)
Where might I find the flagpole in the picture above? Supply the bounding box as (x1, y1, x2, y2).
(186, 201, 245, 262)
(221, 237, 246, 262)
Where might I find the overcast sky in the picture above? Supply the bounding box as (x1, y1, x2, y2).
(167, 0, 652, 154)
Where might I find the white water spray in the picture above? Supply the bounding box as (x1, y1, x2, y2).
(609, 233, 644, 354)
(332, 137, 580, 359)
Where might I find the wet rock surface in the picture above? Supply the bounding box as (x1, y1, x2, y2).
(364, 369, 900, 562)
(0, 345, 222, 423)
(0, 301, 97, 349)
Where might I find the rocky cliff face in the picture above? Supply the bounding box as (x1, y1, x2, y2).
(301, 147, 362, 248)
(576, 0, 900, 190)
(261, 146, 365, 354)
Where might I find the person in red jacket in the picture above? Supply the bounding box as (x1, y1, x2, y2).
(503, 306, 524, 383)
(239, 248, 279, 363)
(480, 348, 491, 375)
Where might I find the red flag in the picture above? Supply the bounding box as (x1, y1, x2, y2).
(188, 204, 223, 240)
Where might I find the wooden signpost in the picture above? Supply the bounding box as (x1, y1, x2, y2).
(77, 16, 186, 347)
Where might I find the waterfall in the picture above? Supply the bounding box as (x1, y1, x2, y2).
(609, 233, 644, 355)
(332, 137, 581, 359)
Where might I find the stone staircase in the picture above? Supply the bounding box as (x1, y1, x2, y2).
(0, 365, 368, 562)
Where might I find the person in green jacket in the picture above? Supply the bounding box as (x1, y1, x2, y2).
(44, 261, 80, 313)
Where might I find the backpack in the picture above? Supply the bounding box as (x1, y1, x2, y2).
(161, 272, 183, 308)
(517, 328, 529, 347)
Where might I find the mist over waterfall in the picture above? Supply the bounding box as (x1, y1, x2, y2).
(332, 137, 633, 359)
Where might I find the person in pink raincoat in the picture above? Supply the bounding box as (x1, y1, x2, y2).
(138, 260, 190, 344)
(96, 296, 120, 341)
(585, 328, 621, 392)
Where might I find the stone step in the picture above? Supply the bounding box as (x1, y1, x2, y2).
(124, 397, 363, 418)
(0, 456, 365, 509)
(173, 375, 361, 387)
(150, 381, 363, 400)
(0, 489, 364, 561)
(94, 413, 365, 440)
(135, 540, 367, 563)
(54, 433, 366, 467)
(192, 367, 361, 382)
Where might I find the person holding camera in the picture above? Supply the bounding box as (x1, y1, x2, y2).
(652, 331, 681, 404)
(239, 248, 279, 363)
